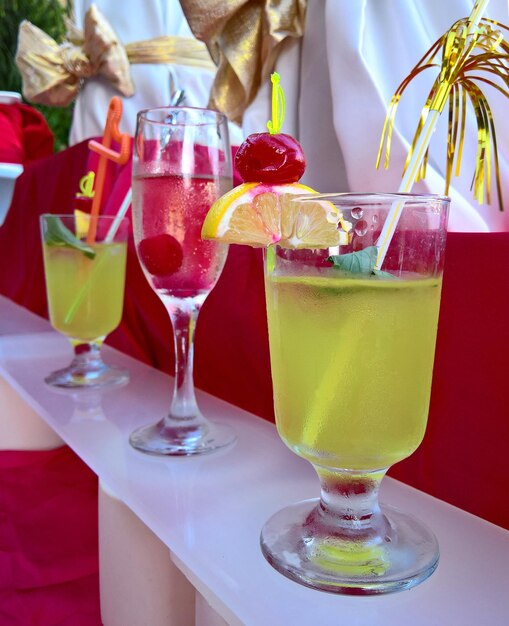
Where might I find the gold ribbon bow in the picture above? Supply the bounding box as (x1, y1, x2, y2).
(180, 0, 307, 124)
(15, 3, 215, 108)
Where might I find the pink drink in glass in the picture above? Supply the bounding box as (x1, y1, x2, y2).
(133, 171, 229, 300)
(129, 106, 235, 456)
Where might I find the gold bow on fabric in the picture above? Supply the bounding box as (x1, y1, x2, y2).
(180, 0, 307, 124)
(16, 5, 133, 107)
(15, 3, 216, 108)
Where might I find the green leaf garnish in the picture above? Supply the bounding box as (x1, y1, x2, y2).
(373, 268, 394, 279)
(328, 246, 396, 278)
(44, 215, 96, 259)
(328, 246, 378, 273)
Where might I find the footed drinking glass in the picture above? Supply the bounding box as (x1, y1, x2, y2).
(41, 214, 129, 389)
(261, 193, 449, 594)
(129, 106, 235, 456)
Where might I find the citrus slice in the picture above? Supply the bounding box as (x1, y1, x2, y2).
(74, 209, 90, 239)
(202, 182, 344, 248)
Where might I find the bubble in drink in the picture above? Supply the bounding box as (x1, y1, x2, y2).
(354, 220, 368, 236)
(351, 207, 363, 219)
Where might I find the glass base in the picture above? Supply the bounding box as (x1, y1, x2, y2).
(129, 418, 236, 456)
(260, 499, 439, 595)
(45, 364, 129, 390)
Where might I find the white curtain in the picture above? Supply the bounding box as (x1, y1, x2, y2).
(70, 0, 242, 146)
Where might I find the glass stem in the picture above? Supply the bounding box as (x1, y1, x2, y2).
(166, 301, 201, 422)
(70, 341, 105, 374)
(309, 467, 390, 540)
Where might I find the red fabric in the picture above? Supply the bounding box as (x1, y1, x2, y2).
(0, 143, 508, 623)
(0, 447, 100, 626)
(0, 103, 54, 165)
(390, 232, 509, 528)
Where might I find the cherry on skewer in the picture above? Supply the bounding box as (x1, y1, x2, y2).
(234, 73, 306, 185)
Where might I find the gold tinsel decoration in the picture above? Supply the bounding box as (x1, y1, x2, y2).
(377, 17, 509, 209)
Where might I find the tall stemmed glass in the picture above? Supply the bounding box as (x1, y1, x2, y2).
(130, 106, 235, 456)
(261, 193, 449, 594)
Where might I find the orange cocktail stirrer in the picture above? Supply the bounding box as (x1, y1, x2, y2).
(86, 97, 131, 243)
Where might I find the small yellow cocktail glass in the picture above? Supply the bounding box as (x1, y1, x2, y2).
(41, 214, 129, 389)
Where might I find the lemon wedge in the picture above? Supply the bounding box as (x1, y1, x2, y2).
(202, 183, 344, 248)
(74, 209, 91, 240)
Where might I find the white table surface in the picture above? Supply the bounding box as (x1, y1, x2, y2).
(1, 295, 508, 626)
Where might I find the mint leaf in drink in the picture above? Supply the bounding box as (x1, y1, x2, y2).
(328, 246, 396, 278)
(44, 215, 96, 259)
(373, 269, 394, 278)
(328, 246, 378, 273)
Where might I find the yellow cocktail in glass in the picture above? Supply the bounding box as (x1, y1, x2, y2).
(260, 193, 449, 594)
(44, 242, 126, 341)
(266, 274, 442, 470)
(41, 214, 129, 388)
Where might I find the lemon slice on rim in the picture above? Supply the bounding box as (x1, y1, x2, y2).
(202, 182, 344, 248)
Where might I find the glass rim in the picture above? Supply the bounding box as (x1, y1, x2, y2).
(40, 213, 129, 223)
(136, 105, 228, 128)
(295, 192, 451, 204)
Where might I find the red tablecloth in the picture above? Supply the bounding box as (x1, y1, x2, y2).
(1, 140, 508, 623)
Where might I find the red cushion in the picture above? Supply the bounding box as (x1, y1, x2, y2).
(0, 103, 54, 165)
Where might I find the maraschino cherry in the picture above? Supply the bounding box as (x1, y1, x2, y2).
(234, 73, 306, 184)
(138, 233, 183, 276)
